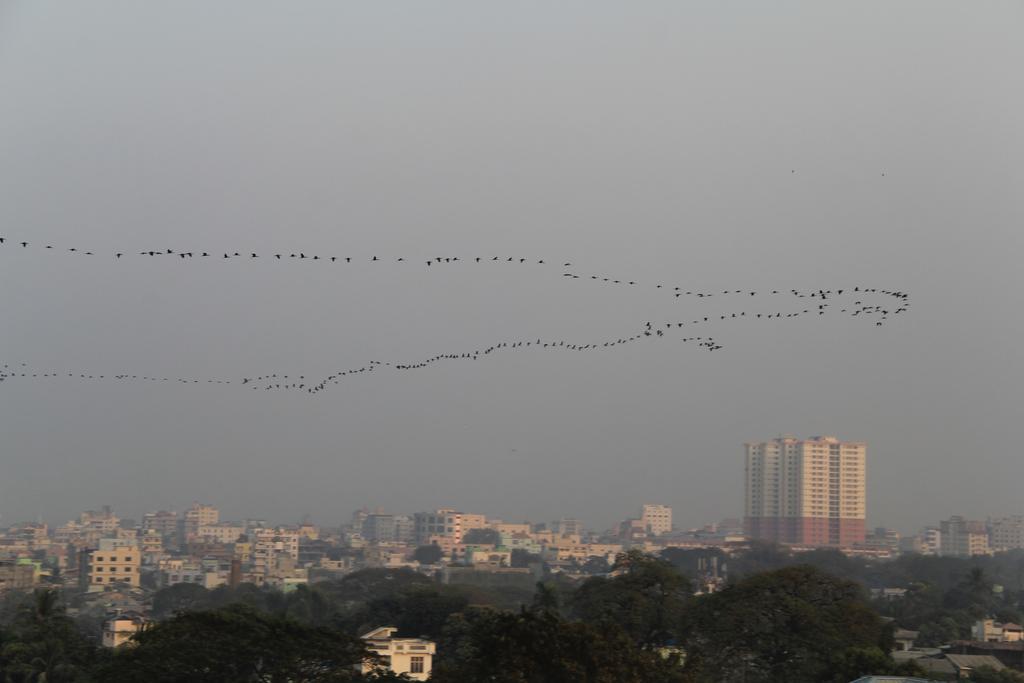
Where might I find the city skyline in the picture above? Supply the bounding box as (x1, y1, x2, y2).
(2, 2, 1022, 538)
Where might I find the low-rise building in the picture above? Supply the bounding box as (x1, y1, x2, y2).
(973, 619, 1024, 643)
(102, 613, 146, 648)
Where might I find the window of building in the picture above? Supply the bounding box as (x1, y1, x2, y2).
(410, 656, 425, 673)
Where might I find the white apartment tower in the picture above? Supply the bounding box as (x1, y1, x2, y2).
(744, 436, 866, 547)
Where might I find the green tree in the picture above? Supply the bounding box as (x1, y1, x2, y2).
(95, 604, 377, 682)
(681, 565, 899, 682)
(569, 549, 691, 648)
(152, 582, 211, 619)
(412, 545, 443, 565)
(345, 586, 470, 640)
(432, 605, 687, 683)
(0, 589, 100, 683)
(509, 548, 541, 568)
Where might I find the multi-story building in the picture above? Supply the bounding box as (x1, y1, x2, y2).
(142, 510, 179, 539)
(920, 527, 942, 555)
(414, 509, 487, 545)
(552, 518, 584, 537)
(641, 504, 673, 536)
(251, 528, 300, 574)
(197, 523, 245, 545)
(744, 436, 866, 547)
(618, 518, 647, 544)
(84, 538, 140, 590)
(940, 516, 991, 557)
(974, 619, 1024, 643)
(360, 626, 435, 681)
(863, 527, 901, 553)
(989, 517, 1024, 552)
(80, 507, 120, 535)
(182, 504, 219, 543)
(362, 516, 397, 540)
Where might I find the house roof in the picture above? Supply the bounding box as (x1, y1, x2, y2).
(951, 639, 1024, 652)
(914, 658, 956, 676)
(360, 626, 397, 640)
(945, 653, 1005, 671)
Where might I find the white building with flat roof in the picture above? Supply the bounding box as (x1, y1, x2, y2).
(360, 626, 435, 681)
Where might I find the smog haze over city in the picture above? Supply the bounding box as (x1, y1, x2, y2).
(1, 1, 1022, 534)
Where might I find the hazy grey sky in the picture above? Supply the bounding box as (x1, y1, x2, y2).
(1, 2, 1021, 532)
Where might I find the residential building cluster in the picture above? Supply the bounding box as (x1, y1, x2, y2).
(0, 500, 691, 679)
(5, 436, 1024, 678)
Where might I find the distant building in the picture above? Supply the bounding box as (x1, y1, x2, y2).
(551, 518, 584, 537)
(85, 538, 140, 590)
(744, 436, 866, 547)
(413, 509, 487, 545)
(0, 559, 37, 591)
(988, 516, 1024, 551)
(900, 527, 942, 556)
(362, 514, 414, 544)
(863, 527, 901, 553)
(360, 626, 435, 681)
(196, 523, 245, 544)
(618, 518, 647, 544)
(940, 516, 990, 557)
(182, 504, 219, 544)
(973, 619, 1024, 643)
(641, 504, 672, 536)
(102, 613, 146, 647)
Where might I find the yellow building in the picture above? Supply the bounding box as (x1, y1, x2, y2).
(87, 539, 140, 590)
(102, 613, 146, 647)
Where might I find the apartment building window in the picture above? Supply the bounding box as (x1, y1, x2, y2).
(410, 656, 425, 673)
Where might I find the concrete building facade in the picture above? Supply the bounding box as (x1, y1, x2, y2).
(744, 436, 866, 547)
(361, 626, 435, 681)
(940, 516, 991, 557)
(641, 504, 673, 536)
(86, 539, 140, 590)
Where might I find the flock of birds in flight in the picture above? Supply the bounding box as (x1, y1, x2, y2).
(0, 236, 910, 396)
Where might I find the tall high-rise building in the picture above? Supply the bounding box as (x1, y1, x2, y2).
(641, 504, 673, 536)
(744, 436, 866, 547)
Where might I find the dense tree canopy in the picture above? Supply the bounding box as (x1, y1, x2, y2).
(412, 545, 444, 565)
(94, 604, 395, 683)
(0, 589, 102, 683)
(432, 605, 687, 683)
(569, 549, 691, 648)
(679, 565, 915, 683)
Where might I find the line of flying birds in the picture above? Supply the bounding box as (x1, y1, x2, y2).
(0, 235, 909, 396)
